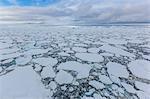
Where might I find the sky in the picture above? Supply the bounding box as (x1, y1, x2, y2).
(0, 0, 150, 25)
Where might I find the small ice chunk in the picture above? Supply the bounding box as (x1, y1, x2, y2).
(33, 64, 42, 72)
(136, 91, 150, 99)
(15, 55, 32, 66)
(55, 70, 73, 84)
(106, 62, 129, 78)
(49, 81, 57, 90)
(89, 80, 105, 89)
(109, 75, 120, 84)
(58, 52, 70, 56)
(25, 49, 49, 55)
(99, 74, 112, 84)
(111, 84, 119, 90)
(88, 48, 100, 53)
(33, 57, 57, 66)
(135, 81, 150, 94)
(58, 61, 91, 79)
(128, 60, 150, 80)
(121, 82, 136, 93)
(41, 66, 55, 78)
(75, 53, 103, 62)
(72, 47, 87, 52)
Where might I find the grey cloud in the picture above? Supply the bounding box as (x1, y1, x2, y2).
(0, 0, 150, 25)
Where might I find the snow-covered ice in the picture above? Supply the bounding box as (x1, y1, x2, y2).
(41, 66, 55, 78)
(0, 25, 150, 98)
(32, 57, 57, 66)
(57, 61, 91, 79)
(55, 70, 73, 84)
(135, 81, 150, 94)
(89, 80, 105, 89)
(0, 66, 49, 99)
(106, 62, 129, 78)
(75, 53, 104, 62)
(128, 60, 150, 80)
(99, 44, 135, 57)
(15, 55, 32, 66)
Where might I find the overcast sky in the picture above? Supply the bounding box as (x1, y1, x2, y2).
(0, 0, 150, 25)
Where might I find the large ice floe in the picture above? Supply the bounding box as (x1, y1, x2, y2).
(0, 66, 49, 99)
(128, 60, 150, 80)
(0, 24, 150, 99)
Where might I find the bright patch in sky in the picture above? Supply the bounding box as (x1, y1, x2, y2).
(0, 0, 59, 6)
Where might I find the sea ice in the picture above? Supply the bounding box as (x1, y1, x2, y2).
(75, 53, 104, 62)
(0, 66, 49, 99)
(72, 47, 87, 52)
(58, 61, 91, 79)
(102, 38, 127, 44)
(88, 48, 100, 53)
(89, 80, 105, 89)
(106, 62, 129, 78)
(15, 55, 32, 66)
(135, 81, 150, 94)
(55, 70, 73, 84)
(32, 57, 57, 66)
(128, 60, 150, 80)
(41, 66, 55, 78)
(99, 44, 134, 57)
(121, 82, 136, 93)
(99, 74, 112, 84)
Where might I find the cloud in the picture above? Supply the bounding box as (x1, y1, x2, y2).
(0, 0, 150, 25)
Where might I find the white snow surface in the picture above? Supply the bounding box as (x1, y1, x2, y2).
(75, 53, 104, 62)
(0, 25, 150, 98)
(58, 61, 92, 79)
(106, 62, 129, 78)
(55, 70, 73, 84)
(99, 44, 134, 57)
(0, 66, 49, 99)
(128, 60, 150, 80)
(33, 57, 58, 66)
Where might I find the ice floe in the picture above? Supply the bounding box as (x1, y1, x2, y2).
(0, 66, 49, 99)
(135, 81, 150, 94)
(15, 55, 32, 66)
(106, 62, 129, 78)
(89, 80, 105, 89)
(41, 66, 55, 78)
(100, 44, 134, 57)
(75, 53, 104, 62)
(58, 61, 91, 79)
(128, 60, 150, 80)
(32, 57, 57, 66)
(72, 47, 87, 52)
(55, 70, 73, 84)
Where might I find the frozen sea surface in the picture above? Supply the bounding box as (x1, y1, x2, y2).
(0, 24, 150, 99)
